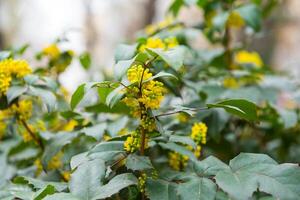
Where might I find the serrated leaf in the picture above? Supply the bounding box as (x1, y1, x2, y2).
(207, 99, 257, 121)
(105, 86, 124, 108)
(89, 141, 125, 155)
(145, 178, 179, 200)
(125, 154, 153, 171)
(159, 142, 196, 161)
(193, 156, 229, 176)
(70, 84, 85, 110)
(70, 159, 106, 200)
(169, 135, 197, 149)
(92, 173, 138, 200)
(215, 153, 300, 200)
(177, 178, 217, 200)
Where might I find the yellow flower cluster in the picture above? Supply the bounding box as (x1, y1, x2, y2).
(11, 100, 33, 121)
(227, 11, 245, 28)
(168, 152, 189, 171)
(138, 173, 147, 192)
(43, 44, 60, 59)
(0, 59, 32, 95)
(61, 171, 71, 181)
(123, 65, 165, 115)
(235, 50, 263, 68)
(47, 152, 63, 170)
(62, 119, 78, 131)
(139, 37, 179, 52)
(145, 16, 175, 35)
(124, 131, 141, 153)
(20, 120, 46, 143)
(191, 122, 207, 145)
(141, 115, 156, 132)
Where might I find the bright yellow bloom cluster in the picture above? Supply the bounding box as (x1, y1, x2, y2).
(139, 37, 179, 52)
(138, 173, 147, 192)
(235, 50, 263, 68)
(0, 111, 8, 138)
(62, 119, 78, 131)
(43, 44, 60, 59)
(123, 65, 165, 114)
(11, 100, 32, 121)
(47, 152, 63, 170)
(0, 59, 32, 95)
(223, 77, 239, 89)
(227, 11, 245, 28)
(124, 131, 141, 153)
(168, 152, 189, 171)
(141, 115, 156, 132)
(191, 122, 207, 145)
(145, 16, 175, 35)
(61, 171, 71, 181)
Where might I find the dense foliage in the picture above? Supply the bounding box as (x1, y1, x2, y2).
(1, 0, 300, 199)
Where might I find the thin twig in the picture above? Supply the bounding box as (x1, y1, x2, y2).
(21, 119, 44, 150)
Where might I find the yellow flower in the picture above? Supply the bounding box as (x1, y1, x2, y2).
(0, 122, 6, 139)
(43, 44, 60, 59)
(141, 116, 156, 132)
(0, 74, 11, 95)
(127, 65, 152, 84)
(191, 122, 207, 145)
(194, 145, 202, 158)
(177, 113, 190, 123)
(227, 11, 245, 28)
(235, 50, 263, 68)
(47, 152, 63, 170)
(61, 171, 71, 181)
(34, 159, 43, 176)
(124, 131, 141, 153)
(138, 173, 147, 192)
(139, 38, 166, 52)
(168, 152, 189, 171)
(21, 124, 36, 142)
(0, 59, 32, 95)
(223, 77, 239, 89)
(62, 120, 78, 131)
(11, 100, 32, 121)
(139, 80, 164, 109)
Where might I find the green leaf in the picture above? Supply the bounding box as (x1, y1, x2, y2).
(33, 185, 55, 200)
(177, 178, 217, 200)
(44, 193, 81, 200)
(85, 102, 130, 114)
(6, 86, 27, 103)
(13, 176, 67, 192)
(207, 99, 257, 121)
(29, 86, 56, 112)
(125, 154, 153, 171)
(105, 86, 124, 108)
(70, 84, 85, 110)
(80, 123, 107, 140)
(89, 141, 125, 155)
(169, 0, 184, 16)
(193, 156, 229, 177)
(92, 173, 138, 200)
(0, 51, 11, 60)
(169, 135, 197, 149)
(215, 153, 300, 200)
(42, 132, 79, 167)
(115, 44, 137, 61)
(236, 4, 262, 31)
(145, 178, 178, 200)
(70, 158, 106, 200)
(146, 46, 186, 70)
(143, 71, 177, 83)
(79, 52, 91, 70)
(114, 52, 148, 80)
(24, 75, 39, 85)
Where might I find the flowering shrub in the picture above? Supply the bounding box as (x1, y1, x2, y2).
(1, 0, 300, 200)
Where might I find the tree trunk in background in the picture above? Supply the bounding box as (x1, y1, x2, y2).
(272, 0, 300, 76)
